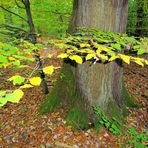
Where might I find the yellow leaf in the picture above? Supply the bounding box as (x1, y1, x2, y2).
(6, 89, 24, 103)
(20, 84, 33, 89)
(145, 60, 148, 65)
(69, 55, 83, 64)
(80, 43, 90, 48)
(8, 57, 16, 61)
(118, 54, 130, 64)
(134, 60, 144, 67)
(86, 53, 96, 60)
(109, 56, 119, 62)
(48, 54, 53, 58)
(0, 90, 6, 96)
(8, 75, 20, 81)
(67, 50, 74, 53)
(43, 66, 54, 75)
(29, 77, 41, 86)
(57, 53, 69, 58)
(4, 62, 13, 67)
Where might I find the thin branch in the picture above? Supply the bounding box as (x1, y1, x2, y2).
(15, 0, 25, 9)
(0, 6, 27, 22)
(0, 24, 27, 32)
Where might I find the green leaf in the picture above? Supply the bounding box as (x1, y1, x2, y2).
(6, 89, 24, 103)
(0, 55, 8, 63)
(0, 90, 6, 97)
(137, 49, 145, 55)
(97, 53, 108, 60)
(8, 75, 25, 85)
(0, 97, 7, 106)
(86, 53, 96, 60)
(69, 55, 83, 64)
(111, 43, 121, 50)
(105, 122, 110, 128)
(13, 60, 20, 66)
(13, 76, 25, 85)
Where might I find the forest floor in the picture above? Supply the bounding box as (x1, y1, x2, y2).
(0, 47, 147, 148)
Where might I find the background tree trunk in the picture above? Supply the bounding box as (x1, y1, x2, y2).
(23, 0, 36, 43)
(135, 0, 144, 37)
(70, 0, 128, 122)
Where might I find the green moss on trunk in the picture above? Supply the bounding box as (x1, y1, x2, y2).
(40, 63, 89, 129)
(123, 83, 140, 108)
(40, 63, 140, 130)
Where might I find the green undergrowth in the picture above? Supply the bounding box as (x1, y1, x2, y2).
(40, 62, 89, 129)
(93, 82, 142, 135)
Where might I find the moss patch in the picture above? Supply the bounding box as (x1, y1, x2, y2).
(123, 83, 140, 108)
(40, 63, 89, 129)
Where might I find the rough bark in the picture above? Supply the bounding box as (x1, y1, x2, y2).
(23, 0, 36, 43)
(41, 0, 130, 128)
(69, 0, 128, 122)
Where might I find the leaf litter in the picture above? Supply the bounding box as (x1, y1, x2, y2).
(0, 48, 147, 147)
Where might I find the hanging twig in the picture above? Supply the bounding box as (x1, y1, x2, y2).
(15, 0, 25, 9)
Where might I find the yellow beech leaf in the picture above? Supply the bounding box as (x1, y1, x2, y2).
(43, 66, 54, 75)
(57, 53, 69, 58)
(29, 77, 41, 86)
(80, 43, 90, 48)
(20, 84, 33, 89)
(86, 53, 96, 60)
(109, 56, 119, 62)
(8, 75, 20, 81)
(145, 60, 148, 65)
(48, 54, 53, 58)
(134, 60, 144, 67)
(69, 55, 83, 64)
(67, 50, 74, 53)
(118, 54, 130, 64)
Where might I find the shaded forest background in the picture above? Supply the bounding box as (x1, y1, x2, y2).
(0, 0, 147, 42)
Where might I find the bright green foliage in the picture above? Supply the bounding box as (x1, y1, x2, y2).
(127, 0, 148, 37)
(0, 38, 62, 107)
(8, 75, 25, 85)
(0, 0, 73, 40)
(93, 106, 148, 146)
(93, 106, 122, 135)
(128, 127, 148, 148)
(51, 28, 148, 66)
(0, 89, 24, 106)
(1, 28, 148, 107)
(0, 41, 35, 68)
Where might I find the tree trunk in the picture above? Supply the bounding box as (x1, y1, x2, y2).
(41, 0, 131, 128)
(70, 0, 128, 122)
